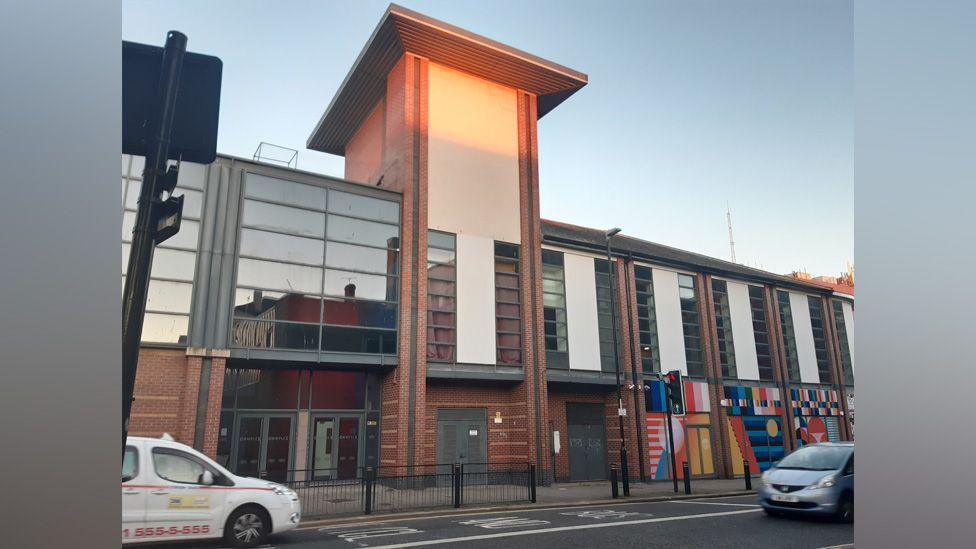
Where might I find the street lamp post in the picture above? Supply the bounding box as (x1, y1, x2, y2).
(605, 227, 630, 496)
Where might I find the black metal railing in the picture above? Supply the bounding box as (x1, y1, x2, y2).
(270, 462, 536, 517)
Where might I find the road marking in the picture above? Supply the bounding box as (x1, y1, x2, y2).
(318, 522, 388, 531)
(336, 527, 424, 542)
(817, 545, 854, 549)
(667, 500, 760, 507)
(559, 509, 646, 519)
(358, 508, 763, 548)
(456, 517, 550, 529)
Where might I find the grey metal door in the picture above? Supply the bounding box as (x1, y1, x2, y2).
(437, 409, 487, 479)
(567, 403, 607, 481)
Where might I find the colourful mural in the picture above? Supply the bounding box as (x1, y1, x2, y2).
(727, 415, 785, 475)
(790, 388, 841, 416)
(722, 386, 782, 416)
(644, 380, 711, 413)
(796, 415, 842, 444)
(645, 412, 714, 479)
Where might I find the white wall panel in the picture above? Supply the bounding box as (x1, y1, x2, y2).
(455, 233, 497, 364)
(728, 281, 760, 381)
(652, 269, 688, 376)
(789, 292, 820, 383)
(564, 253, 601, 371)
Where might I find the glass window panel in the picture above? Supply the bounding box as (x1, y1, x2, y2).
(146, 280, 193, 314)
(496, 302, 520, 318)
(498, 348, 521, 365)
(325, 242, 397, 274)
(497, 317, 520, 332)
(542, 278, 564, 294)
(429, 311, 455, 327)
(130, 154, 145, 178)
(236, 257, 322, 294)
(427, 263, 456, 281)
(150, 248, 197, 282)
(321, 326, 396, 354)
(496, 288, 519, 303)
(242, 199, 325, 238)
(233, 290, 321, 323)
(234, 369, 301, 408)
(679, 287, 696, 300)
(153, 451, 205, 484)
(173, 187, 204, 219)
(141, 313, 189, 344)
(328, 190, 399, 222)
(245, 173, 327, 209)
(124, 183, 140, 209)
(427, 230, 456, 250)
(495, 273, 519, 289)
(122, 210, 135, 241)
(428, 344, 455, 361)
(324, 270, 397, 301)
(122, 446, 138, 481)
(323, 298, 397, 329)
(428, 279, 456, 296)
(239, 228, 324, 265)
(327, 215, 399, 248)
(427, 248, 456, 265)
(309, 370, 366, 409)
(231, 319, 320, 350)
(428, 295, 455, 311)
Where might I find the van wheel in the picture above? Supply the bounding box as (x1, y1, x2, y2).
(224, 505, 270, 548)
(836, 494, 854, 523)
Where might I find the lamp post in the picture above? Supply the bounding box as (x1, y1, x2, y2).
(605, 227, 629, 496)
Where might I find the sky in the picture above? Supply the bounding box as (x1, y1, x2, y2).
(122, 0, 852, 277)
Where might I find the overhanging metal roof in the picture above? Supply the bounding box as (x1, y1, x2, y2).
(307, 3, 588, 155)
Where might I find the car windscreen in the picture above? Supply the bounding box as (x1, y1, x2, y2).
(776, 446, 852, 471)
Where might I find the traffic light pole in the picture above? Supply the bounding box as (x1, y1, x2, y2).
(122, 31, 188, 452)
(605, 233, 629, 496)
(664, 380, 678, 493)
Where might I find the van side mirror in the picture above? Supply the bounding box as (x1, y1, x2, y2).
(200, 470, 214, 486)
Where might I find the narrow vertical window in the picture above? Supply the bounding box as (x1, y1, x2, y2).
(749, 286, 774, 381)
(634, 266, 660, 374)
(494, 242, 521, 365)
(832, 300, 854, 385)
(678, 274, 705, 377)
(426, 231, 456, 362)
(712, 280, 737, 378)
(777, 290, 801, 382)
(808, 296, 833, 383)
(542, 250, 569, 369)
(595, 259, 618, 373)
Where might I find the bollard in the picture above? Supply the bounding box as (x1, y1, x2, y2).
(453, 464, 461, 508)
(610, 465, 620, 499)
(529, 463, 537, 503)
(364, 466, 374, 515)
(744, 461, 752, 490)
(682, 462, 691, 495)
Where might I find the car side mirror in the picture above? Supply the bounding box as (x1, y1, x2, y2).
(201, 470, 214, 486)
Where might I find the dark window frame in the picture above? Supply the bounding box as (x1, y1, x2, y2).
(123, 445, 139, 483)
(678, 274, 705, 377)
(832, 300, 855, 385)
(749, 285, 775, 381)
(426, 230, 457, 363)
(712, 279, 737, 379)
(808, 296, 834, 383)
(634, 265, 660, 374)
(594, 259, 620, 373)
(542, 250, 569, 369)
(494, 242, 522, 365)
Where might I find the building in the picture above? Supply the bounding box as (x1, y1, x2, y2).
(125, 4, 855, 484)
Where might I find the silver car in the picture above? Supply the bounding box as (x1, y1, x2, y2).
(758, 442, 854, 522)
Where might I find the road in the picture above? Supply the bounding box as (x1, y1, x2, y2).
(159, 495, 853, 549)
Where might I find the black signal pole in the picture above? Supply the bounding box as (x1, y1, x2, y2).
(605, 228, 629, 496)
(122, 31, 188, 451)
(663, 376, 678, 493)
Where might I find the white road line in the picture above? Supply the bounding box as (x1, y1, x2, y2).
(817, 545, 854, 549)
(667, 500, 760, 507)
(296, 497, 756, 530)
(357, 508, 763, 549)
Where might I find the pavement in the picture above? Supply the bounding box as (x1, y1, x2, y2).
(153, 494, 854, 549)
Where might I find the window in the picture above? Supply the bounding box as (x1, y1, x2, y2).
(122, 154, 202, 344)
(427, 231, 456, 362)
(749, 286, 775, 381)
(495, 242, 522, 365)
(678, 274, 705, 377)
(777, 291, 801, 382)
(542, 250, 569, 370)
(152, 448, 220, 485)
(832, 300, 855, 385)
(232, 173, 400, 355)
(712, 280, 737, 378)
(122, 446, 138, 482)
(808, 296, 834, 383)
(634, 266, 660, 374)
(595, 259, 619, 373)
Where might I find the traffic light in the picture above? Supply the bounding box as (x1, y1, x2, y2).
(153, 165, 184, 245)
(664, 370, 685, 415)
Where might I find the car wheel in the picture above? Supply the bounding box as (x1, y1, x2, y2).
(836, 494, 854, 523)
(225, 505, 270, 548)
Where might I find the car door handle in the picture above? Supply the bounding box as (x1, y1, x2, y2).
(122, 489, 140, 495)
(150, 490, 170, 495)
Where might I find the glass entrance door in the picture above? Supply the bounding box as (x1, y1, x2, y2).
(311, 415, 361, 480)
(233, 415, 294, 483)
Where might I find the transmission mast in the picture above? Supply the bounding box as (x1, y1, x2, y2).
(726, 201, 737, 263)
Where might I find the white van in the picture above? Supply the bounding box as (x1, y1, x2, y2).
(122, 435, 301, 547)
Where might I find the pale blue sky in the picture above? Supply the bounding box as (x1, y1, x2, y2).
(123, 0, 852, 276)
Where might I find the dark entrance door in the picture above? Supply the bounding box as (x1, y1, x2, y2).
(233, 414, 294, 483)
(567, 403, 607, 481)
(437, 409, 487, 479)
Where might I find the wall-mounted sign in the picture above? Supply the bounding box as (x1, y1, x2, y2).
(468, 429, 479, 436)
(494, 412, 503, 424)
(553, 431, 561, 454)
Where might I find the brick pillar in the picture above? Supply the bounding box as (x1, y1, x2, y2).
(613, 257, 642, 480)
(699, 274, 732, 478)
(621, 259, 651, 481)
(199, 356, 227, 458)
